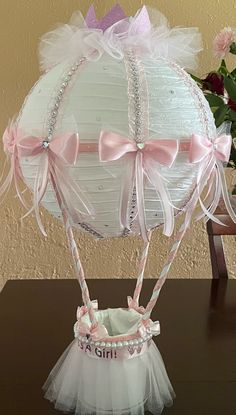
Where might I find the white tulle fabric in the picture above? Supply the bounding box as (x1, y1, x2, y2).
(39, 6, 202, 71)
(43, 339, 175, 415)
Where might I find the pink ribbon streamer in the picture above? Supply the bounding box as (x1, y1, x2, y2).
(0, 121, 28, 208)
(189, 132, 236, 225)
(17, 131, 94, 235)
(99, 131, 178, 241)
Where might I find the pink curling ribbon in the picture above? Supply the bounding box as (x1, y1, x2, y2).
(17, 131, 94, 235)
(99, 131, 179, 241)
(76, 300, 108, 340)
(189, 129, 236, 225)
(0, 120, 27, 208)
(127, 296, 145, 314)
(138, 319, 160, 339)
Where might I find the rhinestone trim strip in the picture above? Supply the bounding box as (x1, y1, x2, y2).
(44, 58, 104, 239)
(46, 59, 85, 140)
(126, 50, 142, 143)
(124, 50, 150, 236)
(76, 222, 103, 239)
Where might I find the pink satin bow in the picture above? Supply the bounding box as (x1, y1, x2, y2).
(18, 133, 80, 164)
(17, 132, 94, 235)
(189, 133, 231, 164)
(76, 300, 109, 341)
(189, 132, 236, 225)
(99, 131, 178, 241)
(138, 319, 160, 339)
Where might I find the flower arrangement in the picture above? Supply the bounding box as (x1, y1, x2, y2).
(192, 27, 236, 194)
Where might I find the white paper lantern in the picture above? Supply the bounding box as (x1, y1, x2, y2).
(18, 52, 215, 239)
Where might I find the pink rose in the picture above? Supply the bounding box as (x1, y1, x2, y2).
(213, 27, 236, 59)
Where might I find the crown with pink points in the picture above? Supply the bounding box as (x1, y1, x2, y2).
(85, 4, 126, 31)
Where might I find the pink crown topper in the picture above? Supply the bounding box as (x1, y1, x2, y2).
(85, 4, 126, 31)
(85, 4, 151, 35)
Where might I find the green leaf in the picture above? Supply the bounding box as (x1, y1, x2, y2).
(232, 187, 236, 195)
(221, 59, 227, 68)
(205, 93, 224, 107)
(230, 125, 236, 137)
(224, 76, 236, 102)
(230, 42, 236, 55)
(189, 73, 202, 84)
(218, 61, 229, 76)
(219, 67, 228, 77)
(213, 104, 229, 127)
(231, 68, 236, 78)
(229, 109, 236, 121)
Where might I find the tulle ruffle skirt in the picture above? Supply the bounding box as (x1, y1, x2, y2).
(43, 339, 175, 415)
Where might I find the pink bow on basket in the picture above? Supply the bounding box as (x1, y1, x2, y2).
(189, 125, 236, 225)
(17, 131, 94, 235)
(99, 131, 179, 241)
(76, 300, 109, 341)
(138, 319, 160, 339)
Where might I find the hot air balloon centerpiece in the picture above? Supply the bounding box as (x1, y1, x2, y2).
(1, 4, 235, 415)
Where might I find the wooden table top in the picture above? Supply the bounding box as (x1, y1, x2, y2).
(0, 279, 236, 415)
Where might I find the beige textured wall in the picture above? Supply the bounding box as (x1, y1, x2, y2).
(0, 0, 236, 289)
